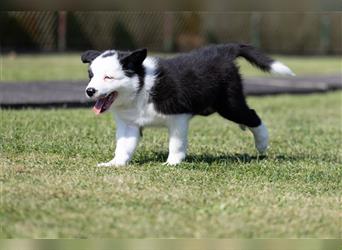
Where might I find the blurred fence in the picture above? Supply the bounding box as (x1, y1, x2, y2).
(0, 11, 341, 54)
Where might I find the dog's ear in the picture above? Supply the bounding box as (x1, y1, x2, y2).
(120, 48, 147, 71)
(81, 50, 101, 64)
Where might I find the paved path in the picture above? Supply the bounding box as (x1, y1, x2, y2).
(0, 75, 341, 108)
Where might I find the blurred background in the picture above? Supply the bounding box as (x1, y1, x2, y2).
(0, 11, 341, 54)
(0, 11, 341, 105)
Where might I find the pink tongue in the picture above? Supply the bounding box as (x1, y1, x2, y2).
(92, 92, 117, 115)
(93, 98, 106, 115)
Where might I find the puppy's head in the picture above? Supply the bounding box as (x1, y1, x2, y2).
(81, 48, 147, 115)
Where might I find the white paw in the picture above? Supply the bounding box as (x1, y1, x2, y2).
(97, 158, 128, 167)
(163, 154, 185, 166)
(249, 123, 269, 154)
(162, 160, 181, 166)
(255, 136, 268, 154)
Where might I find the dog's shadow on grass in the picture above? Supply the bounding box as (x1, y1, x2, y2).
(135, 152, 256, 165)
(186, 153, 267, 164)
(133, 151, 301, 166)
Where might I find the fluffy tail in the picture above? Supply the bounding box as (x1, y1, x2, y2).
(237, 44, 295, 76)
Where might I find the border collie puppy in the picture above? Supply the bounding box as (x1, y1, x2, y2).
(81, 43, 294, 166)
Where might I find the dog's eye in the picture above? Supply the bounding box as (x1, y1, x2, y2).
(104, 76, 114, 80)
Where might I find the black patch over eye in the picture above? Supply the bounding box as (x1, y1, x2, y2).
(126, 62, 135, 71)
(124, 65, 135, 77)
(88, 69, 94, 79)
(120, 48, 147, 78)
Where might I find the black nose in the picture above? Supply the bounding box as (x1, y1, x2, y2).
(86, 88, 96, 97)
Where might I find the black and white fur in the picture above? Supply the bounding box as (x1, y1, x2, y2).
(81, 43, 295, 166)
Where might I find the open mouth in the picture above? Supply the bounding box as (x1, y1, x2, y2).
(92, 91, 118, 115)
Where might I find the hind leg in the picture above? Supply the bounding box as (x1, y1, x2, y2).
(215, 96, 269, 154)
(248, 122, 268, 154)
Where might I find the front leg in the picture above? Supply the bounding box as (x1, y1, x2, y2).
(98, 116, 140, 167)
(165, 114, 191, 165)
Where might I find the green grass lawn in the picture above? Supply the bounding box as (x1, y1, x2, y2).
(1, 92, 341, 238)
(1, 53, 341, 82)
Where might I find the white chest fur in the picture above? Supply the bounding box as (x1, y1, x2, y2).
(113, 102, 168, 127)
